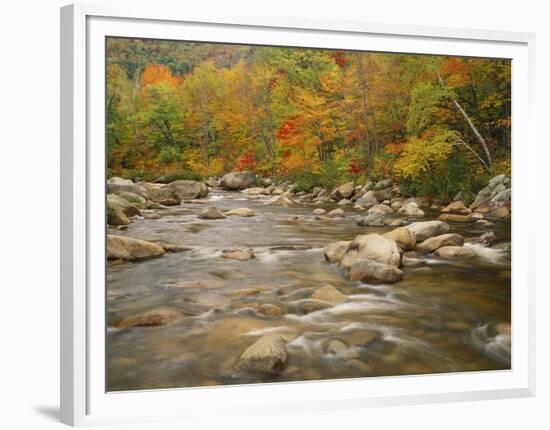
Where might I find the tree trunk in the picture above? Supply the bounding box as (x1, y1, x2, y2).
(437, 70, 492, 170)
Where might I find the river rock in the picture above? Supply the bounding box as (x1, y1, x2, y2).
(221, 171, 257, 190)
(470, 174, 511, 212)
(107, 207, 130, 226)
(441, 201, 471, 215)
(480, 231, 497, 245)
(398, 201, 425, 217)
(416, 233, 464, 254)
(438, 213, 474, 223)
(372, 187, 393, 202)
(357, 211, 385, 227)
(490, 206, 510, 219)
(107, 193, 141, 217)
(349, 259, 404, 283)
(257, 304, 284, 317)
(108, 181, 150, 200)
(107, 235, 166, 261)
(367, 204, 394, 215)
(266, 195, 293, 207)
(311, 285, 347, 303)
(233, 335, 289, 375)
(241, 187, 265, 195)
(327, 208, 345, 218)
(324, 241, 352, 264)
(198, 207, 226, 219)
(434, 246, 476, 259)
(296, 299, 333, 314)
(387, 218, 405, 227)
(313, 208, 326, 215)
(338, 198, 353, 206)
(355, 191, 379, 209)
(476, 219, 495, 228)
(117, 308, 183, 328)
(108, 177, 133, 185)
(167, 180, 209, 199)
(405, 220, 450, 242)
(331, 182, 355, 200)
(374, 178, 392, 190)
(383, 227, 416, 251)
(117, 191, 147, 208)
(340, 233, 401, 269)
(205, 178, 221, 188)
(225, 207, 255, 217)
(222, 249, 255, 261)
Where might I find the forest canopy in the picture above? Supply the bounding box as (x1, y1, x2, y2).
(106, 37, 511, 201)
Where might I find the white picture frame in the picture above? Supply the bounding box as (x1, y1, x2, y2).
(60, 3, 536, 426)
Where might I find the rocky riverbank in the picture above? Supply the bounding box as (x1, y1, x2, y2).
(106, 171, 511, 390)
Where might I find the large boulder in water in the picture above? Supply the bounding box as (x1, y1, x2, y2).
(405, 220, 450, 242)
(167, 180, 208, 199)
(233, 335, 289, 375)
(383, 227, 416, 251)
(220, 171, 257, 190)
(107, 235, 166, 261)
(340, 233, 401, 269)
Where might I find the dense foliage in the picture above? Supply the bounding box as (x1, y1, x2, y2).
(107, 38, 511, 199)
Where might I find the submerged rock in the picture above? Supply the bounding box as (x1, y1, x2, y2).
(438, 213, 474, 223)
(222, 249, 255, 261)
(233, 335, 289, 375)
(225, 207, 255, 217)
(311, 285, 348, 303)
(257, 303, 285, 316)
(117, 308, 183, 328)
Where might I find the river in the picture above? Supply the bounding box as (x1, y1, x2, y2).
(106, 189, 511, 391)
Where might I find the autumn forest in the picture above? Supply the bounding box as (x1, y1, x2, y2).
(106, 38, 511, 201)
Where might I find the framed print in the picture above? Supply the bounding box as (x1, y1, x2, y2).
(60, 3, 536, 426)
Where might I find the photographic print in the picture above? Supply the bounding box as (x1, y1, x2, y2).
(105, 37, 511, 392)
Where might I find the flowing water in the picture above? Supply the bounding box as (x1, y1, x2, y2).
(106, 190, 511, 391)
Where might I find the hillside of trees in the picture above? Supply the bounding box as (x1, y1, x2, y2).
(107, 37, 511, 201)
